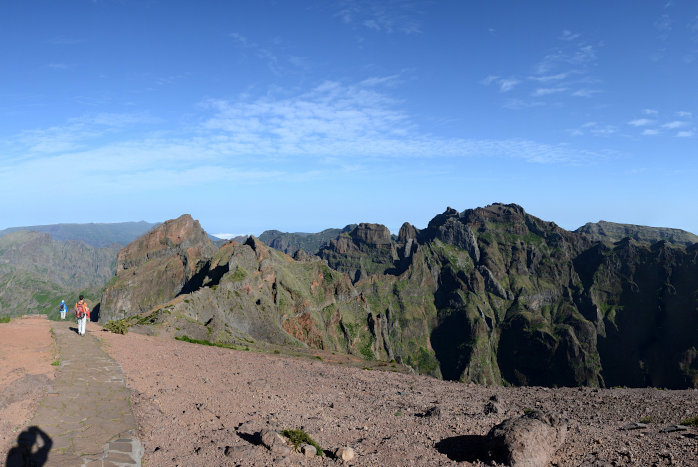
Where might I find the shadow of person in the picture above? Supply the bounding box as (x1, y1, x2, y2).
(68, 326, 79, 334)
(90, 303, 100, 322)
(6, 426, 53, 467)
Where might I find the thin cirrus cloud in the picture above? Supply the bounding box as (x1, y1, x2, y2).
(532, 87, 567, 97)
(627, 118, 655, 127)
(1, 79, 613, 200)
(335, 0, 422, 34)
(198, 80, 605, 163)
(481, 76, 520, 92)
(661, 120, 688, 129)
(483, 33, 601, 105)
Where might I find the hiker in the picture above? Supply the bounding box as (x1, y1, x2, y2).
(58, 300, 67, 320)
(75, 295, 90, 336)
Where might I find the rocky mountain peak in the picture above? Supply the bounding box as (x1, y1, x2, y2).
(101, 214, 217, 321)
(349, 223, 392, 247)
(116, 214, 215, 274)
(398, 222, 418, 244)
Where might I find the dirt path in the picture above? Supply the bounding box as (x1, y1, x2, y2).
(3, 320, 143, 466)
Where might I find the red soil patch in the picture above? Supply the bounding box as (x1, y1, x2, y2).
(0, 316, 56, 458)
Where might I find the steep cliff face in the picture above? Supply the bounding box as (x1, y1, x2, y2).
(576, 239, 698, 388)
(576, 220, 698, 246)
(318, 203, 698, 388)
(99, 215, 216, 321)
(318, 223, 398, 283)
(0, 231, 119, 317)
(259, 225, 356, 255)
(145, 237, 380, 360)
(100, 205, 698, 389)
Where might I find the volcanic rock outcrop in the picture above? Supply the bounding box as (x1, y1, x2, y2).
(99, 204, 698, 389)
(142, 236, 387, 358)
(258, 225, 356, 255)
(318, 203, 698, 388)
(99, 214, 216, 321)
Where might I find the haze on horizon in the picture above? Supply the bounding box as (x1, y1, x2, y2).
(1, 1, 697, 236)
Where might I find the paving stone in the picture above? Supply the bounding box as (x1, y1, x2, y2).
(103, 451, 137, 463)
(6, 322, 143, 466)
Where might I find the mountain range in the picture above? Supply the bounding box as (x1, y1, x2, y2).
(0, 222, 157, 318)
(94, 206, 698, 389)
(2, 207, 696, 388)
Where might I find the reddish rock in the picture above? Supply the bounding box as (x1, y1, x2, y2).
(100, 215, 216, 321)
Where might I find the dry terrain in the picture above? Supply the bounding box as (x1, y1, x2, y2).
(1, 318, 697, 465)
(0, 316, 56, 458)
(99, 329, 698, 466)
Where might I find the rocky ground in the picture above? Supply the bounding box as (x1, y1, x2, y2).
(97, 329, 698, 466)
(0, 316, 55, 459)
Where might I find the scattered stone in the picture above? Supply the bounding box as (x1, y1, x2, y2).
(423, 406, 441, 417)
(619, 422, 647, 431)
(660, 425, 688, 433)
(486, 410, 567, 467)
(484, 400, 502, 415)
(300, 443, 317, 457)
(335, 446, 355, 461)
(258, 429, 291, 456)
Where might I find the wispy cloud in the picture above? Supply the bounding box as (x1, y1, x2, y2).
(571, 88, 601, 97)
(529, 71, 573, 82)
(655, 13, 672, 41)
(485, 36, 602, 106)
(642, 129, 659, 135)
(498, 78, 520, 92)
(676, 130, 694, 137)
(532, 87, 567, 97)
(569, 122, 617, 136)
(628, 118, 655, 127)
(481, 76, 520, 92)
(559, 30, 581, 41)
(642, 108, 659, 115)
(228, 32, 283, 75)
(13, 112, 161, 155)
(336, 0, 422, 34)
(1, 78, 612, 204)
(677, 110, 692, 118)
(662, 120, 688, 129)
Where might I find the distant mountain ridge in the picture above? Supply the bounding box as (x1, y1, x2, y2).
(98, 205, 698, 389)
(0, 231, 120, 316)
(0, 221, 159, 248)
(576, 220, 698, 246)
(258, 225, 357, 255)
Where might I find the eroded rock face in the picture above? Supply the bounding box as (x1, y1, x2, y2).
(487, 410, 567, 467)
(319, 223, 398, 283)
(99, 215, 216, 321)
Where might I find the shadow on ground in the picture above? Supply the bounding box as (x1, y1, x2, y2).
(5, 426, 52, 467)
(434, 435, 490, 463)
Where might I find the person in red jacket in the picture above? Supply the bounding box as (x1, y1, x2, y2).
(75, 295, 90, 336)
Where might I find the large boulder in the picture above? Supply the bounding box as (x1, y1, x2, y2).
(487, 410, 567, 466)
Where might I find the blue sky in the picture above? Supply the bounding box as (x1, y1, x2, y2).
(1, 1, 697, 237)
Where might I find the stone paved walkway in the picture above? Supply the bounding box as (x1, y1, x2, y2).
(6, 321, 143, 466)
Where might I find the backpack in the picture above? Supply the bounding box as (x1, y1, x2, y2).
(76, 301, 86, 319)
(59, 303, 65, 312)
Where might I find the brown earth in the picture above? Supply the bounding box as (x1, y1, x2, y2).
(0, 316, 56, 458)
(98, 329, 698, 466)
